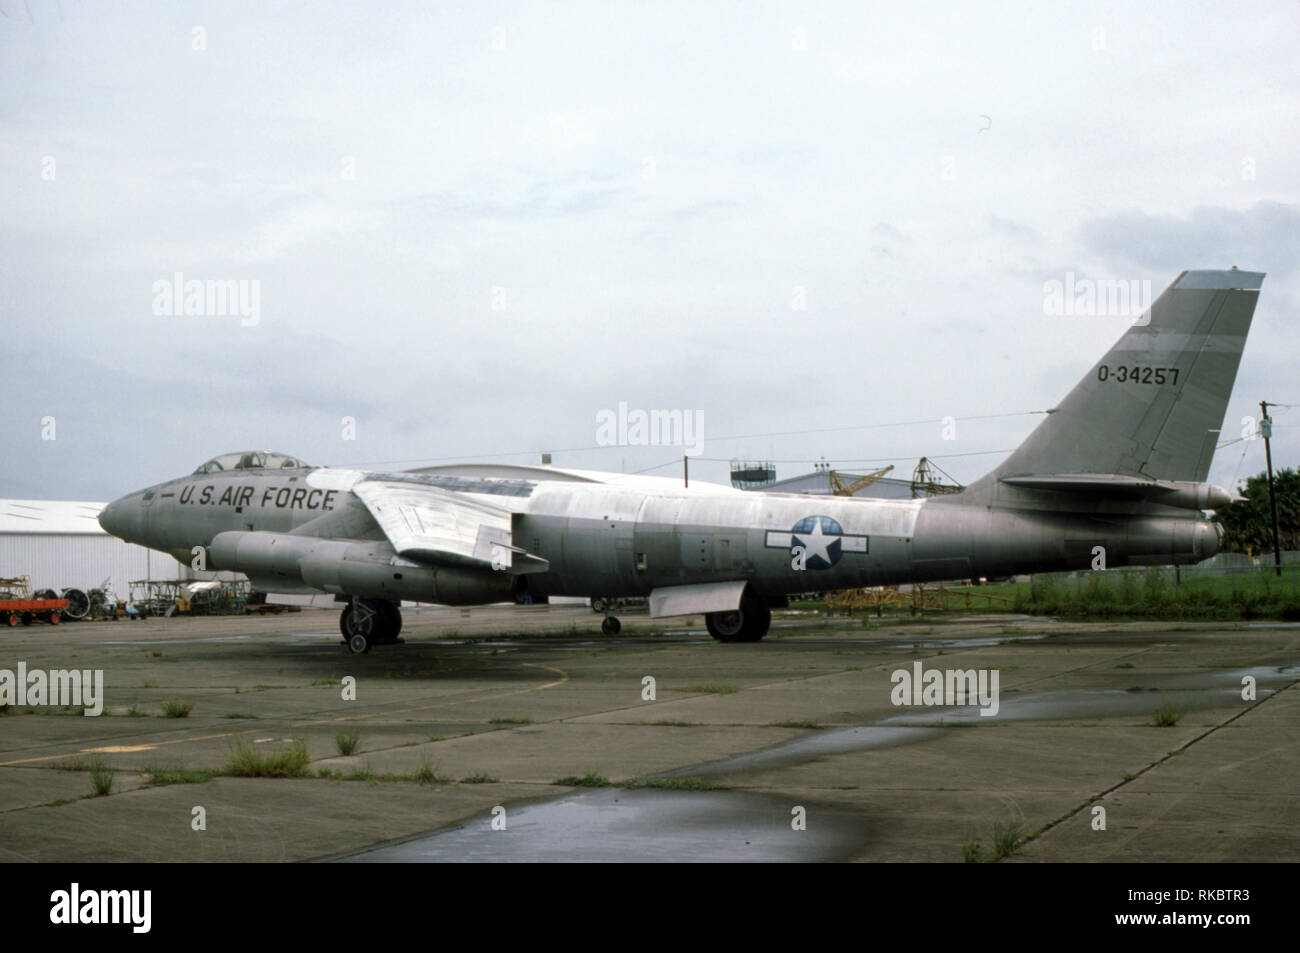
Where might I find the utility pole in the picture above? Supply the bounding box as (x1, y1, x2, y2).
(1260, 401, 1283, 577)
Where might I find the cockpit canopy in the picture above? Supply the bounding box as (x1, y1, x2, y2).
(192, 451, 311, 474)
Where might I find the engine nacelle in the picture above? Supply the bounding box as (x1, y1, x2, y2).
(1121, 518, 1222, 565)
(208, 531, 515, 605)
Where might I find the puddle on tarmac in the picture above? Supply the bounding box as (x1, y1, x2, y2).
(679, 726, 943, 777)
(335, 787, 868, 863)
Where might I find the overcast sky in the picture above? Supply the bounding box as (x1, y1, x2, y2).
(3, 0, 1298, 501)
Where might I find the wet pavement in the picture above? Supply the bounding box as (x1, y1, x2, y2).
(0, 606, 1295, 862)
(338, 788, 869, 862)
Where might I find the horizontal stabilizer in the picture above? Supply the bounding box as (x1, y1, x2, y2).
(1000, 474, 1237, 510)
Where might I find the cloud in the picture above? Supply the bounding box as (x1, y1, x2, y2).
(1079, 202, 1300, 279)
(987, 215, 1042, 243)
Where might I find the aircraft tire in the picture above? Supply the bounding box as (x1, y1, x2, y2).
(601, 616, 621, 635)
(706, 610, 745, 642)
(706, 590, 771, 643)
(347, 632, 371, 655)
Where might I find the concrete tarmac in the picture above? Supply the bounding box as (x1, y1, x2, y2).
(0, 605, 1295, 862)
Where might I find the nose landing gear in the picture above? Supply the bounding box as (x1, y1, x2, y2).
(340, 598, 404, 654)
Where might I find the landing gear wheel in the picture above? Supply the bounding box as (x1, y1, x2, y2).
(706, 610, 745, 642)
(341, 602, 378, 654)
(340, 599, 402, 652)
(601, 616, 621, 635)
(591, 598, 606, 613)
(706, 588, 772, 643)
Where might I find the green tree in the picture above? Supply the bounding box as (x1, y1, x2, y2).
(1213, 467, 1300, 555)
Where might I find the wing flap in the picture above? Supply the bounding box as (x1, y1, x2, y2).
(648, 580, 747, 618)
(352, 480, 549, 573)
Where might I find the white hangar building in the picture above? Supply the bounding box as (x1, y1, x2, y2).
(0, 499, 190, 595)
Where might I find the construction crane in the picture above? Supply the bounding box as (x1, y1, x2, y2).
(828, 465, 894, 497)
(910, 457, 963, 498)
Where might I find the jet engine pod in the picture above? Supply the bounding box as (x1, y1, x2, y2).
(208, 531, 516, 604)
(1120, 518, 1222, 566)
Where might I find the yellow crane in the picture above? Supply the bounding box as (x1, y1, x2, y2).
(828, 465, 894, 496)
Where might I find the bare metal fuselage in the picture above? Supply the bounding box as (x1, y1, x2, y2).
(95, 268, 1261, 647)
(102, 466, 1219, 606)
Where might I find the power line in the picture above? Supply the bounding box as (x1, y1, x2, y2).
(337, 410, 1047, 469)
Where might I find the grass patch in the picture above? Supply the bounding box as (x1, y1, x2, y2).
(641, 776, 729, 791)
(461, 771, 499, 784)
(412, 757, 447, 784)
(334, 727, 361, 756)
(681, 684, 740, 694)
(489, 716, 533, 725)
(641, 720, 702, 727)
(767, 720, 824, 729)
(1114, 662, 1136, 669)
(311, 676, 341, 686)
(992, 820, 1024, 859)
(161, 698, 193, 718)
(144, 766, 218, 786)
(222, 712, 257, 719)
(1152, 704, 1185, 727)
(88, 761, 114, 797)
(962, 840, 985, 863)
(125, 705, 148, 717)
(554, 770, 613, 788)
(224, 740, 311, 778)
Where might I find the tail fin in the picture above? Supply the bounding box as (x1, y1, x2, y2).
(990, 269, 1264, 484)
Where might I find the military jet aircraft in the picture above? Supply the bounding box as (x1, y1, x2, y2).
(99, 269, 1263, 653)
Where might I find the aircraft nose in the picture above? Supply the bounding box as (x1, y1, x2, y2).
(98, 494, 137, 542)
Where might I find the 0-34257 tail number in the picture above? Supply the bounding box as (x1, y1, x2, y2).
(1096, 365, 1179, 384)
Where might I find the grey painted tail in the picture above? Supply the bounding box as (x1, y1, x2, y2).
(987, 269, 1265, 485)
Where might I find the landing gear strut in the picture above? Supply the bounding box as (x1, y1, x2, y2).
(340, 598, 404, 654)
(705, 588, 772, 643)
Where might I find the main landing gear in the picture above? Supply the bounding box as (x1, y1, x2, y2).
(340, 598, 403, 654)
(705, 588, 772, 643)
